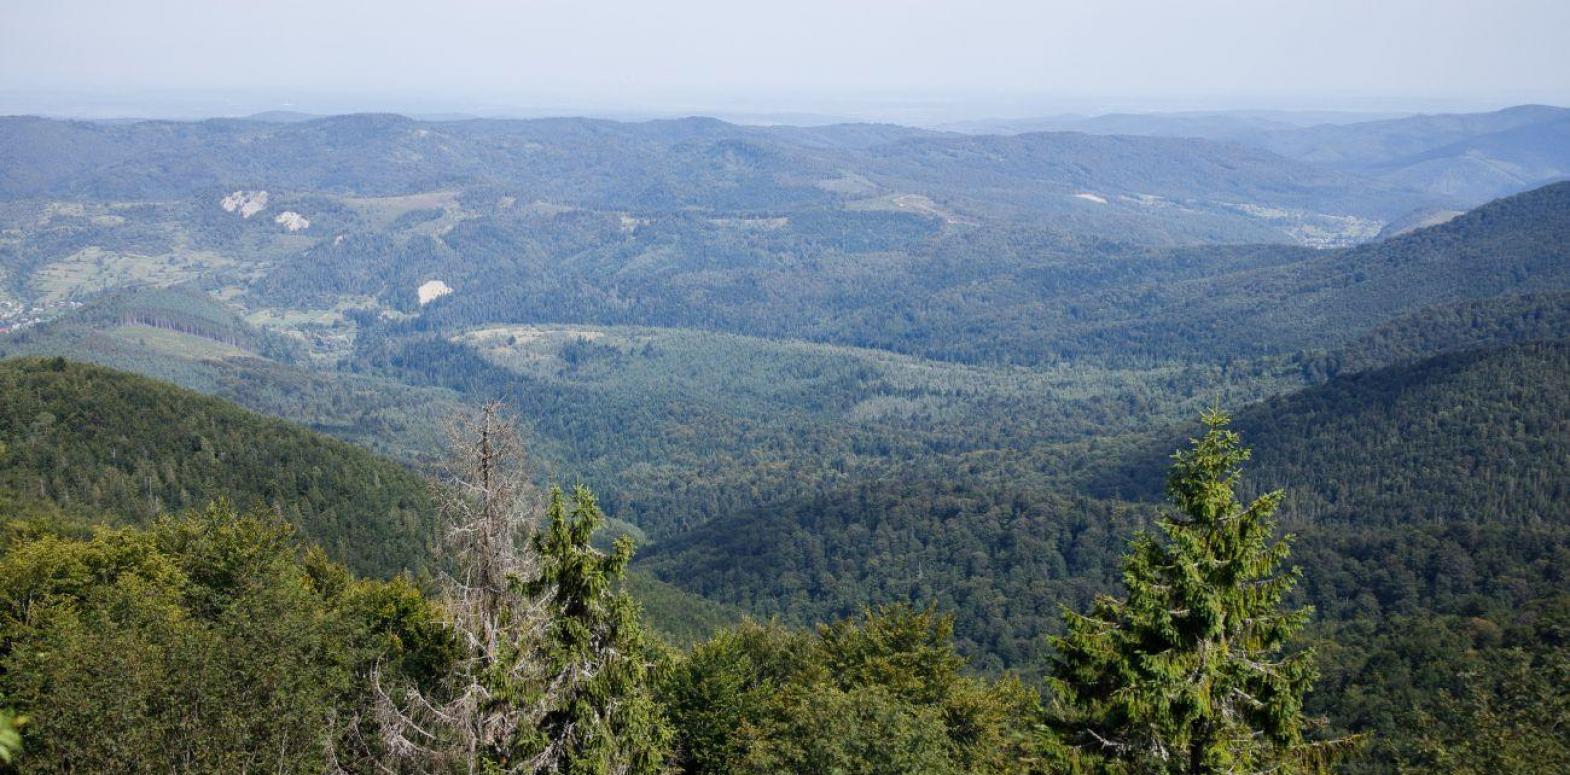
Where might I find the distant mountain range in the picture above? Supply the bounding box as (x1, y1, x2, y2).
(0, 111, 1434, 246)
(943, 104, 1570, 207)
(5, 102, 1570, 769)
(936, 108, 1408, 137)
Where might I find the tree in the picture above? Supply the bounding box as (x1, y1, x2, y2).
(1407, 647, 1570, 774)
(661, 607, 1037, 775)
(374, 402, 548, 773)
(374, 405, 671, 774)
(1046, 410, 1351, 774)
(659, 620, 814, 774)
(523, 485, 672, 774)
(0, 503, 448, 774)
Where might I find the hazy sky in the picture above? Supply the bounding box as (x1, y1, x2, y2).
(3, 0, 1568, 121)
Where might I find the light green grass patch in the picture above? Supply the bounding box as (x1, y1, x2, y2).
(340, 191, 463, 231)
(32, 248, 235, 304)
(103, 324, 253, 361)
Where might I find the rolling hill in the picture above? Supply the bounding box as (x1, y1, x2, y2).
(1255, 104, 1569, 169)
(3, 109, 1568, 772)
(937, 104, 1570, 208)
(0, 357, 438, 576)
(0, 286, 464, 462)
(639, 338, 1570, 686)
(0, 112, 1433, 246)
(1253, 104, 1570, 204)
(0, 356, 739, 643)
(1024, 181, 1570, 361)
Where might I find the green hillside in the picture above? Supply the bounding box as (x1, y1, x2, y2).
(349, 319, 1304, 538)
(1250, 341, 1570, 526)
(0, 356, 741, 644)
(642, 337, 1570, 663)
(633, 337, 1570, 768)
(3, 114, 1569, 773)
(300, 181, 1569, 368)
(1330, 290, 1570, 373)
(1031, 181, 1570, 361)
(1094, 339, 1570, 525)
(0, 286, 464, 462)
(0, 357, 438, 576)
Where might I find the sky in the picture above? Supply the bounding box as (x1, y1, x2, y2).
(2, 0, 1568, 122)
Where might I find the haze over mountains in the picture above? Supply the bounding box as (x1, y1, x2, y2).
(946, 104, 1570, 203)
(3, 100, 1570, 771)
(0, 110, 1417, 245)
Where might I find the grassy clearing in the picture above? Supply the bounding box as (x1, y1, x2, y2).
(32, 247, 236, 303)
(454, 322, 1304, 445)
(104, 324, 252, 361)
(340, 190, 463, 231)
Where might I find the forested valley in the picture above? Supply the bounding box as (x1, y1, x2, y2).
(1, 109, 1568, 772)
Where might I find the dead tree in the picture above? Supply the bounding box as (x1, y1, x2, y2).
(371, 402, 547, 774)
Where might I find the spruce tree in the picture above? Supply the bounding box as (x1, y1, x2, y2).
(1046, 410, 1349, 774)
(524, 485, 671, 774)
(372, 403, 546, 773)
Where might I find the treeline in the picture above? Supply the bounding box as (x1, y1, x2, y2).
(0, 357, 437, 577)
(343, 315, 1286, 539)
(252, 181, 1570, 369)
(0, 505, 452, 771)
(0, 502, 1039, 773)
(1, 398, 1564, 771)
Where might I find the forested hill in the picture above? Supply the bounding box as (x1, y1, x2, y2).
(1330, 290, 1570, 374)
(0, 112, 1433, 245)
(0, 356, 740, 643)
(0, 114, 1407, 216)
(1246, 340, 1570, 526)
(0, 357, 436, 576)
(1094, 339, 1570, 528)
(1047, 180, 1570, 361)
(643, 338, 1570, 670)
(328, 180, 1570, 368)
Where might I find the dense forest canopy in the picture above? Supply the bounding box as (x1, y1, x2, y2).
(0, 357, 437, 577)
(1, 105, 1568, 772)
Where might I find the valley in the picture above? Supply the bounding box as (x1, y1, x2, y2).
(1, 106, 1568, 772)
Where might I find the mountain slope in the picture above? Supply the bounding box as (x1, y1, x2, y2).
(1256, 104, 1570, 168)
(642, 337, 1570, 673)
(1094, 339, 1570, 521)
(280, 182, 1570, 370)
(0, 356, 741, 642)
(1330, 291, 1570, 373)
(1372, 116, 1570, 202)
(0, 113, 1428, 243)
(1245, 340, 1570, 526)
(1254, 105, 1570, 203)
(0, 357, 437, 576)
(1046, 181, 1570, 360)
(859, 129, 1422, 219)
(637, 479, 1142, 673)
(0, 286, 464, 462)
(935, 105, 1570, 207)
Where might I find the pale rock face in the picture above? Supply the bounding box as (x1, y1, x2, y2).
(274, 211, 310, 231)
(220, 190, 269, 218)
(417, 280, 453, 306)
